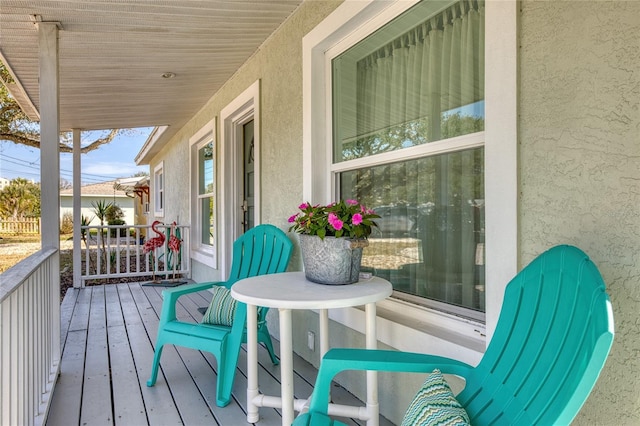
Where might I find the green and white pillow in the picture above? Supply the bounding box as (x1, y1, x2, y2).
(201, 285, 237, 326)
(401, 369, 471, 426)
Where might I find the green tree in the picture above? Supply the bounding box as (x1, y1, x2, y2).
(105, 204, 124, 223)
(0, 178, 41, 219)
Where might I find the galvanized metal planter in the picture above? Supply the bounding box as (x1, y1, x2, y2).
(298, 234, 368, 285)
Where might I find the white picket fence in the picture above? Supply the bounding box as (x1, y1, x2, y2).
(0, 217, 41, 234)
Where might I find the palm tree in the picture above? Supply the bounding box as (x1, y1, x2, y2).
(91, 200, 113, 272)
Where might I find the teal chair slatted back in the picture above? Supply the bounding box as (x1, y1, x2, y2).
(460, 245, 614, 424)
(294, 245, 614, 425)
(225, 224, 294, 288)
(147, 224, 293, 407)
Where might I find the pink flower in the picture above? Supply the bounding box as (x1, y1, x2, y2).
(288, 214, 298, 223)
(328, 212, 344, 231)
(299, 203, 309, 210)
(330, 218, 344, 231)
(346, 199, 358, 205)
(352, 213, 363, 225)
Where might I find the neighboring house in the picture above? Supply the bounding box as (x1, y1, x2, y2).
(60, 180, 135, 226)
(0, 177, 9, 190)
(115, 175, 150, 228)
(134, 2, 639, 424)
(2, 1, 638, 424)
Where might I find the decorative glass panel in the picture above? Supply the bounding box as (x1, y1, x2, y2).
(198, 142, 214, 195)
(198, 141, 214, 247)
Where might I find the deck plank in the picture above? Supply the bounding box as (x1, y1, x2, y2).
(46, 329, 86, 426)
(81, 286, 114, 426)
(67, 285, 92, 332)
(123, 283, 184, 425)
(59, 287, 78, 348)
(105, 284, 148, 426)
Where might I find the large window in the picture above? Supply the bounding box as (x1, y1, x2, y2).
(331, 0, 485, 317)
(190, 120, 216, 267)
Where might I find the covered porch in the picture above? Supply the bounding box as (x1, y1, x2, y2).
(46, 281, 392, 426)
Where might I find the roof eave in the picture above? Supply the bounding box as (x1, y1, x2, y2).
(135, 125, 171, 165)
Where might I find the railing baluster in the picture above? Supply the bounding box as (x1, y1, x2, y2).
(77, 224, 190, 281)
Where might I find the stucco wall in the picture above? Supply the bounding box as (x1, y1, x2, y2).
(519, 2, 640, 424)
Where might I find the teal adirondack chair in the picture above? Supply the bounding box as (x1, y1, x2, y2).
(147, 224, 293, 407)
(294, 245, 614, 425)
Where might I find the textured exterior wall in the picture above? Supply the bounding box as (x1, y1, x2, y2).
(519, 2, 640, 424)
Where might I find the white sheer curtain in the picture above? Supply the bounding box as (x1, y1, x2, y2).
(356, 0, 484, 142)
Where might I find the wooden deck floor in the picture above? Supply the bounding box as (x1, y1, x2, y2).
(46, 282, 393, 426)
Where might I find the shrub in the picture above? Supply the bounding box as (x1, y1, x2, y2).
(108, 219, 127, 237)
(60, 211, 73, 234)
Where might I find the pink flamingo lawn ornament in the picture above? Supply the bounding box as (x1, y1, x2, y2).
(167, 221, 182, 280)
(143, 220, 165, 282)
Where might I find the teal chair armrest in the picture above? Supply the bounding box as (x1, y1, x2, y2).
(306, 349, 474, 416)
(159, 281, 225, 324)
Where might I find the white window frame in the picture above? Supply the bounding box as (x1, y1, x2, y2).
(303, 0, 517, 359)
(153, 161, 164, 217)
(189, 119, 217, 268)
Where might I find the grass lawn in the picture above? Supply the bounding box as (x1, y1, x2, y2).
(0, 234, 72, 273)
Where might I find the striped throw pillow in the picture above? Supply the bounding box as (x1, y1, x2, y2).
(201, 285, 237, 327)
(401, 369, 470, 426)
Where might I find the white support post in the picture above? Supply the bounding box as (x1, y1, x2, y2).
(38, 22, 60, 250)
(72, 129, 82, 288)
(36, 21, 62, 422)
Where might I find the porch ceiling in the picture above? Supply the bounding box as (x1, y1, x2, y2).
(0, 0, 303, 153)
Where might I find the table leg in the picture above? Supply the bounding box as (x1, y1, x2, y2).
(246, 303, 260, 423)
(319, 309, 329, 356)
(279, 308, 294, 426)
(365, 302, 379, 426)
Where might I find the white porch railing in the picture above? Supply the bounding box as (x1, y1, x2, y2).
(80, 224, 190, 284)
(0, 248, 61, 426)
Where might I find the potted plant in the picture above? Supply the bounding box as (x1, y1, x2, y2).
(288, 200, 379, 285)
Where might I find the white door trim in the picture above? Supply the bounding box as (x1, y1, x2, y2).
(220, 80, 261, 277)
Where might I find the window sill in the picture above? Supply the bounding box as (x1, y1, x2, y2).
(191, 247, 216, 269)
(327, 297, 486, 366)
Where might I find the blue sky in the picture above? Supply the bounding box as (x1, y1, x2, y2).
(0, 127, 152, 185)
